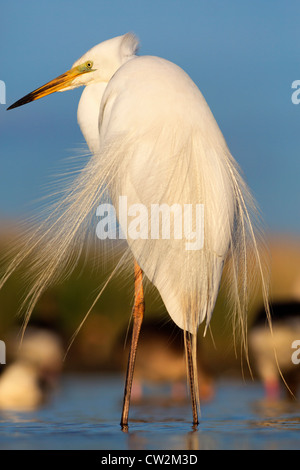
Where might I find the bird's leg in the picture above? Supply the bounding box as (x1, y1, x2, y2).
(186, 332, 199, 425)
(120, 260, 144, 428)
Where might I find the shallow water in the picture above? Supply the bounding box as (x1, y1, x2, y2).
(0, 374, 299, 450)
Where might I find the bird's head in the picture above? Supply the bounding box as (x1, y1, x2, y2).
(7, 33, 139, 110)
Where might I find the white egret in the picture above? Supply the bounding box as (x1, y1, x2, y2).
(6, 33, 269, 426)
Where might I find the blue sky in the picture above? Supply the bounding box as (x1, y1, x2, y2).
(0, 0, 300, 234)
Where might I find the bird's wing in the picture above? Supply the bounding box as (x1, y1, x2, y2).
(99, 56, 235, 333)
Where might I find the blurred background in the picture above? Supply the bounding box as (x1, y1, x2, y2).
(0, 0, 300, 411)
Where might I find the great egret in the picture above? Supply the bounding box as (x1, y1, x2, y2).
(6, 33, 269, 426)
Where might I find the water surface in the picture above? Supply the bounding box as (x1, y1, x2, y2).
(0, 375, 299, 450)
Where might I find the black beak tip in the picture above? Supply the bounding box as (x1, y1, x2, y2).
(7, 100, 22, 111)
(6, 94, 34, 111)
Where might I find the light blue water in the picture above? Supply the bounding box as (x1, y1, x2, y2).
(0, 375, 299, 450)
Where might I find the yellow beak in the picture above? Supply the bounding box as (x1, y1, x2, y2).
(7, 66, 87, 110)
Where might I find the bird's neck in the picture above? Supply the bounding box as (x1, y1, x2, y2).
(77, 82, 108, 154)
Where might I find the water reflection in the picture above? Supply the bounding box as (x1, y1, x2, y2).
(250, 398, 300, 432)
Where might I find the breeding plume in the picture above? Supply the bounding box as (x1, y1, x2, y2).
(6, 33, 268, 426)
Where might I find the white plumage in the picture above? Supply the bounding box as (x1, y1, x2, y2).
(4, 33, 268, 424)
(73, 35, 247, 335)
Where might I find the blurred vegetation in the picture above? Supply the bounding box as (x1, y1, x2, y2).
(0, 223, 299, 378)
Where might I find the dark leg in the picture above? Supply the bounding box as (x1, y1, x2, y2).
(186, 332, 199, 425)
(120, 260, 144, 428)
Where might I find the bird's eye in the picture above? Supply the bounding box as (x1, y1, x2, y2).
(75, 61, 94, 74)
